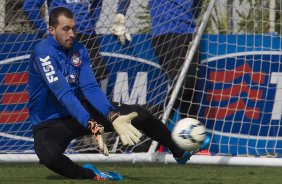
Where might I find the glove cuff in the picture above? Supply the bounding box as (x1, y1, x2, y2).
(107, 111, 120, 123)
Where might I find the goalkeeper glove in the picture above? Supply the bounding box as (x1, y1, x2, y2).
(111, 13, 131, 45)
(88, 119, 109, 156)
(108, 111, 142, 146)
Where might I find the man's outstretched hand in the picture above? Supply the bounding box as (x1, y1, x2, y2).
(110, 112, 142, 146)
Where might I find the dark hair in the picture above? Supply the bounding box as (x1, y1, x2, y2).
(49, 7, 74, 27)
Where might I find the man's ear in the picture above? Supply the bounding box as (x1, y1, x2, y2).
(49, 26, 55, 36)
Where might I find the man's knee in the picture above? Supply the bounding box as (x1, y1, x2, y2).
(131, 105, 155, 129)
(38, 149, 61, 166)
(134, 105, 152, 119)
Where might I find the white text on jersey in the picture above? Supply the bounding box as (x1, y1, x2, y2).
(39, 56, 58, 83)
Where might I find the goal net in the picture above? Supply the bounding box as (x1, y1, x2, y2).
(1, 0, 282, 166)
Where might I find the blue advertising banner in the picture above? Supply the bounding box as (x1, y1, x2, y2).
(199, 34, 282, 156)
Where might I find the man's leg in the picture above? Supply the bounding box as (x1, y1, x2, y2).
(82, 100, 184, 156)
(152, 33, 200, 119)
(83, 100, 207, 163)
(112, 102, 185, 158)
(33, 118, 95, 179)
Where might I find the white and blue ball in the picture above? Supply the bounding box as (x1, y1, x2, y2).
(172, 118, 206, 152)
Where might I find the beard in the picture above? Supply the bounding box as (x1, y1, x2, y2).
(64, 39, 74, 49)
(55, 35, 73, 49)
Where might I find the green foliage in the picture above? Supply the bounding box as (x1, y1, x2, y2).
(236, 0, 270, 34)
(5, 0, 33, 33)
(136, 4, 151, 34)
(274, 0, 282, 34)
(205, 0, 228, 34)
(205, 0, 282, 35)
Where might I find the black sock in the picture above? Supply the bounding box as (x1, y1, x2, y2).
(168, 144, 185, 158)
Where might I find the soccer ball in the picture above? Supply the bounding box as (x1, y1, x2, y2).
(171, 118, 206, 152)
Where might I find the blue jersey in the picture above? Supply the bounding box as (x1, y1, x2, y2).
(23, 0, 130, 36)
(149, 0, 199, 36)
(24, 0, 101, 36)
(28, 35, 116, 127)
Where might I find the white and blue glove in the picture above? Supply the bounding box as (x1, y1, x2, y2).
(111, 13, 131, 45)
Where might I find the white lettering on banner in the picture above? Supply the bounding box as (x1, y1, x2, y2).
(39, 56, 58, 83)
(270, 72, 282, 120)
(113, 72, 147, 105)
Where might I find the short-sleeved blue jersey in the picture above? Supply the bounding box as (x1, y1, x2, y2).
(149, 0, 199, 36)
(28, 35, 115, 127)
(24, 0, 102, 36)
(23, 0, 131, 36)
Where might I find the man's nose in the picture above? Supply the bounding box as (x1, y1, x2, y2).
(69, 29, 75, 38)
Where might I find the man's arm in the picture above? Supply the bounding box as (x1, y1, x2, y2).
(79, 46, 142, 146)
(89, 0, 103, 28)
(79, 46, 116, 117)
(34, 46, 110, 155)
(117, 0, 131, 16)
(23, 0, 48, 37)
(33, 47, 90, 127)
(33, 46, 110, 155)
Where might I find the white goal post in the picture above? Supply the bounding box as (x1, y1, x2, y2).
(3, 154, 282, 167)
(1, 0, 282, 167)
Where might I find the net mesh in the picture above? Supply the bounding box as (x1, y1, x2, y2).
(198, 0, 282, 156)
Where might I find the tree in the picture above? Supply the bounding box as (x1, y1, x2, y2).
(5, 0, 32, 33)
(136, 4, 151, 34)
(205, 0, 228, 34)
(227, 0, 233, 33)
(236, 0, 269, 34)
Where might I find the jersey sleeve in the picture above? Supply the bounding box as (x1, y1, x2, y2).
(79, 46, 116, 117)
(117, 0, 131, 15)
(89, 0, 103, 27)
(23, 0, 48, 37)
(32, 47, 90, 127)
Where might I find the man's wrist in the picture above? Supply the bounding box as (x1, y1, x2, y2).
(107, 111, 120, 123)
(87, 118, 96, 127)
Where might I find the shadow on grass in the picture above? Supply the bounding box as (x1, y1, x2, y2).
(46, 175, 67, 180)
(125, 175, 164, 181)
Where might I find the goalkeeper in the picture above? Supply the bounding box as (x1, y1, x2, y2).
(23, 0, 131, 85)
(28, 7, 206, 180)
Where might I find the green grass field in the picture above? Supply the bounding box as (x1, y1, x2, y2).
(0, 163, 281, 184)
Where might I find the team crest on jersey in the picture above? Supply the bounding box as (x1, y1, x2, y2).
(71, 52, 82, 66)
